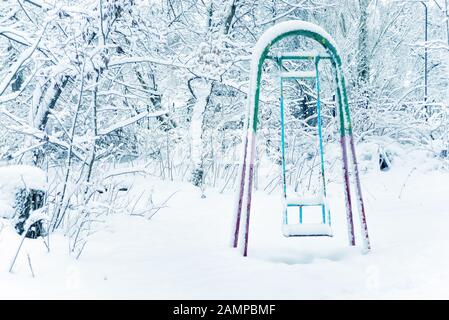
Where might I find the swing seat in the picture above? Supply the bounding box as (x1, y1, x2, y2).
(282, 223, 333, 237)
(286, 194, 325, 206)
(283, 194, 332, 237)
(280, 70, 316, 79)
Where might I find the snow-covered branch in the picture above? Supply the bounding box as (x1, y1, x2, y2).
(0, 23, 47, 96)
(98, 110, 169, 136)
(108, 56, 188, 69)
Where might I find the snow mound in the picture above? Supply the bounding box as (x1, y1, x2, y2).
(0, 165, 47, 190)
(0, 165, 47, 219)
(285, 194, 325, 206)
(0, 202, 14, 219)
(282, 223, 333, 237)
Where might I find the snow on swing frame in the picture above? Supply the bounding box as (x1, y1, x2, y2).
(230, 20, 371, 257)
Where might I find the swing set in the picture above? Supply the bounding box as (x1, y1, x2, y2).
(231, 21, 371, 256)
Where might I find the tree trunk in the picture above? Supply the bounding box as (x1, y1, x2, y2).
(30, 75, 70, 166)
(14, 188, 46, 239)
(357, 0, 370, 107)
(189, 78, 212, 188)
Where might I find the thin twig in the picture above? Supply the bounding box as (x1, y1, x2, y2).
(27, 253, 35, 278)
(148, 190, 179, 220)
(9, 222, 35, 273)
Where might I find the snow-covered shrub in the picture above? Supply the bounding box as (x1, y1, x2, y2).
(0, 165, 47, 238)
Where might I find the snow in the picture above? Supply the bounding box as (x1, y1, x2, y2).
(0, 165, 47, 191)
(251, 21, 338, 66)
(285, 194, 325, 206)
(282, 224, 333, 237)
(23, 208, 49, 232)
(1, 152, 449, 299)
(278, 50, 330, 58)
(0, 165, 47, 219)
(279, 71, 316, 79)
(0, 0, 448, 301)
(0, 203, 14, 220)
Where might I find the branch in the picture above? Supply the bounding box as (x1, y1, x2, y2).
(108, 56, 188, 69)
(23, 0, 50, 9)
(1, 141, 46, 161)
(0, 67, 37, 103)
(0, 27, 33, 46)
(0, 23, 47, 96)
(98, 110, 168, 136)
(0, 117, 86, 162)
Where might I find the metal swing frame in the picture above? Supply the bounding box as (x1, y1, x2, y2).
(231, 21, 371, 257)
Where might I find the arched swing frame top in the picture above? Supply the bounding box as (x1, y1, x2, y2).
(232, 21, 370, 257)
(245, 21, 351, 138)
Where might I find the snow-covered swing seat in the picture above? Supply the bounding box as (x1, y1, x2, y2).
(231, 20, 371, 257)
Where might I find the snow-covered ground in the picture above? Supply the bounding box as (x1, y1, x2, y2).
(1, 148, 449, 299)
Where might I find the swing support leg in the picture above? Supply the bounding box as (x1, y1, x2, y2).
(348, 134, 371, 251)
(241, 131, 257, 256)
(338, 70, 371, 251)
(231, 130, 250, 248)
(340, 134, 355, 246)
(334, 65, 356, 246)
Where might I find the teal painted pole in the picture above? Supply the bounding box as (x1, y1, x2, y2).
(315, 58, 327, 225)
(315, 58, 326, 195)
(337, 69, 371, 251)
(333, 62, 355, 246)
(279, 59, 288, 225)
